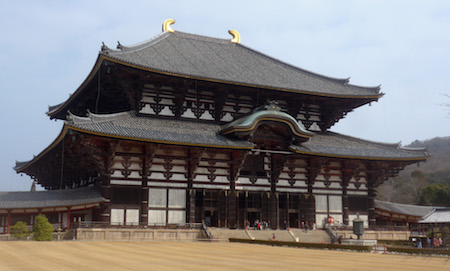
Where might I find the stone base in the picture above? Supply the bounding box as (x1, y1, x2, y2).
(76, 228, 202, 241)
(341, 239, 377, 246)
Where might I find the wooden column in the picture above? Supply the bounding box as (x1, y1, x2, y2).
(187, 148, 202, 224)
(227, 191, 237, 229)
(140, 144, 157, 225)
(366, 169, 380, 229)
(268, 153, 286, 229)
(100, 141, 117, 224)
(341, 165, 353, 226)
(6, 210, 11, 235)
(305, 158, 321, 225)
(66, 208, 71, 230)
(227, 150, 248, 229)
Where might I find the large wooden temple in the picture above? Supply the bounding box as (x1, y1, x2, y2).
(9, 20, 429, 233)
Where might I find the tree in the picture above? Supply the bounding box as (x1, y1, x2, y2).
(10, 221, 30, 240)
(32, 214, 54, 241)
(419, 183, 450, 206)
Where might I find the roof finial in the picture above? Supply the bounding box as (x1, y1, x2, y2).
(228, 30, 241, 43)
(162, 18, 175, 33)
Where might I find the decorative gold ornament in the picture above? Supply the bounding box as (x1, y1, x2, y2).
(228, 29, 241, 43)
(162, 18, 175, 33)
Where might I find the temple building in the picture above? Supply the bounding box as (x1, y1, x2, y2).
(5, 20, 429, 233)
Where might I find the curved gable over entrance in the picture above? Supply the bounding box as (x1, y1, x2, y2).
(219, 101, 314, 149)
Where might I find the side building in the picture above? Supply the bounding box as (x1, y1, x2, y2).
(7, 21, 429, 233)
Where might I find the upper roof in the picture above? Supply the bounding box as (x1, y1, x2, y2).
(375, 200, 436, 218)
(100, 30, 381, 98)
(0, 186, 104, 209)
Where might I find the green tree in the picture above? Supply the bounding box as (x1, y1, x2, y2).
(10, 221, 30, 240)
(32, 214, 54, 241)
(419, 183, 450, 206)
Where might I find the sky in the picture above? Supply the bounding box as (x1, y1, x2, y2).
(1, 0, 449, 191)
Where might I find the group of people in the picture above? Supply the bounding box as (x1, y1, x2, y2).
(426, 236, 444, 248)
(247, 219, 269, 230)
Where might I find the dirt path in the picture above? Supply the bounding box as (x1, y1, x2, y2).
(0, 241, 447, 271)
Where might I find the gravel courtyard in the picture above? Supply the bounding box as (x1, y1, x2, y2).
(0, 241, 447, 270)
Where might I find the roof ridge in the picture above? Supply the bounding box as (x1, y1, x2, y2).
(101, 31, 171, 55)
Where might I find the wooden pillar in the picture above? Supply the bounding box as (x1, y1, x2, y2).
(140, 187, 149, 225)
(66, 208, 71, 230)
(227, 191, 237, 229)
(305, 158, 320, 226)
(341, 165, 352, 226)
(227, 150, 248, 229)
(269, 192, 278, 229)
(366, 172, 378, 229)
(188, 189, 196, 224)
(244, 191, 248, 227)
(6, 210, 11, 235)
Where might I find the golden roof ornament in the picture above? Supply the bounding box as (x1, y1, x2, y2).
(228, 30, 241, 43)
(162, 18, 175, 33)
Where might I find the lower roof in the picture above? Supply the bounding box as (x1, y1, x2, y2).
(375, 200, 435, 218)
(15, 111, 429, 173)
(419, 208, 450, 223)
(0, 186, 104, 209)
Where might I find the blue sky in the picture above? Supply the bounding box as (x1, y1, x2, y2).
(1, 0, 450, 191)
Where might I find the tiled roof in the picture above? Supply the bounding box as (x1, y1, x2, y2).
(0, 186, 104, 209)
(65, 111, 428, 160)
(67, 111, 254, 149)
(290, 132, 429, 160)
(375, 200, 435, 218)
(419, 208, 450, 223)
(100, 31, 381, 98)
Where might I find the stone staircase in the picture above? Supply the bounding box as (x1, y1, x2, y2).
(208, 228, 331, 243)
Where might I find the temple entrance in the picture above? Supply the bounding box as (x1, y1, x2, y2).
(289, 212, 299, 228)
(247, 211, 261, 229)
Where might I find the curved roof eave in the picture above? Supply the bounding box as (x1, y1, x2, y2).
(47, 55, 105, 118)
(288, 146, 431, 162)
(15, 125, 70, 173)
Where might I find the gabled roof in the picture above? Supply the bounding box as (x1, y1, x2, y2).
(419, 208, 450, 224)
(220, 102, 314, 142)
(375, 200, 436, 218)
(100, 31, 381, 98)
(0, 186, 104, 209)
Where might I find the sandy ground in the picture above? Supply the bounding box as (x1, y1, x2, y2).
(0, 241, 448, 271)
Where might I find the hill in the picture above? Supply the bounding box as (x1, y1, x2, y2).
(377, 136, 450, 206)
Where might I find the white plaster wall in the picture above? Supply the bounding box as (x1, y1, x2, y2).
(168, 189, 186, 208)
(329, 195, 342, 212)
(316, 214, 328, 228)
(168, 211, 186, 225)
(111, 209, 125, 225)
(148, 188, 166, 208)
(148, 210, 166, 225)
(315, 195, 327, 212)
(126, 209, 139, 225)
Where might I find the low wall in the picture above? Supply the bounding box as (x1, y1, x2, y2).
(335, 230, 410, 241)
(76, 228, 203, 241)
